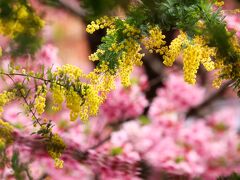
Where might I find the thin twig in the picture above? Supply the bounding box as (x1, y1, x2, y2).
(5, 74, 42, 126)
(58, 0, 86, 19)
(87, 135, 111, 150)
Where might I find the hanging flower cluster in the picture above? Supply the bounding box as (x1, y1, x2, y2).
(164, 32, 216, 84)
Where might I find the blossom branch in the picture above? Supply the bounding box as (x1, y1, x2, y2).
(12, 131, 151, 179)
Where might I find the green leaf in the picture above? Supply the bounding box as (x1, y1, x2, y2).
(139, 116, 151, 125)
(11, 151, 25, 180)
(110, 147, 123, 156)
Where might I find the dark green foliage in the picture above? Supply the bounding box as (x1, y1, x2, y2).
(141, 0, 202, 32)
(81, 0, 130, 19)
(97, 33, 121, 72)
(199, 4, 240, 90)
(0, 0, 43, 56)
(200, 3, 233, 58)
(11, 33, 43, 57)
(218, 172, 240, 180)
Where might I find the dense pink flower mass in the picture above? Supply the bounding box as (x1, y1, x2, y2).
(111, 105, 240, 179)
(100, 83, 148, 123)
(1, 1, 240, 179)
(148, 74, 204, 126)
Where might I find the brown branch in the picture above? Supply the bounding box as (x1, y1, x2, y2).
(87, 135, 111, 150)
(186, 80, 234, 118)
(87, 118, 136, 150)
(57, 0, 86, 19)
(39, 0, 86, 20)
(24, 167, 33, 180)
(86, 118, 136, 151)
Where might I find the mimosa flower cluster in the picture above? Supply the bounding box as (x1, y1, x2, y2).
(163, 33, 215, 84)
(34, 85, 47, 115)
(0, 91, 15, 115)
(0, 119, 13, 150)
(51, 64, 103, 122)
(86, 15, 238, 88)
